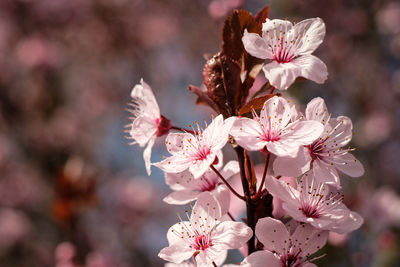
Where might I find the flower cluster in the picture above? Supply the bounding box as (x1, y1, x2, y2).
(127, 7, 364, 267)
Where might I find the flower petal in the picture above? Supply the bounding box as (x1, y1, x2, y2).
(163, 190, 199, 205)
(158, 244, 194, 264)
(293, 54, 328, 85)
(305, 97, 330, 125)
(273, 147, 312, 177)
(293, 18, 326, 55)
(333, 153, 364, 177)
(153, 155, 192, 174)
(262, 61, 301, 90)
(131, 79, 160, 117)
(255, 217, 290, 253)
(291, 223, 328, 256)
(129, 116, 158, 147)
(240, 251, 280, 267)
(144, 136, 156, 175)
(280, 120, 324, 146)
(220, 160, 240, 180)
(265, 175, 300, 207)
(312, 159, 341, 187)
(242, 29, 273, 59)
(212, 221, 253, 250)
(230, 118, 265, 151)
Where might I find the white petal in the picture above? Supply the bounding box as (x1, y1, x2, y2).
(163, 191, 199, 205)
(144, 137, 156, 175)
(153, 155, 192, 174)
(291, 223, 328, 256)
(260, 96, 292, 132)
(158, 244, 194, 264)
(242, 29, 273, 59)
(255, 217, 290, 253)
(240, 251, 280, 267)
(230, 118, 265, 151)
(220, 161, 240, 180)
(262, 19, 293, 36)
(131, 79, 160, 117)
(165, 170, 195, 190)
(189, 153, 217, 179)
(293, 18, 326, 55)
(191, 192, 222, 221)
(266, 141, 301, 158)
(262, 61, 301, 90)
(273, 147, 312, 177)
(265, 175, 300, 207)
(212, 221, 253, 250)
(292, 55, 328, 85)
(305, 97, 330, 125)
(165, 133, 195, 155)
(327, 116, 353, 146)
(212, 186, 231, 216)
(129, 116, 158, 147)
(280, 120, 324, 146)
(333, 153, 364, 177)
(312, 160, 341, 187)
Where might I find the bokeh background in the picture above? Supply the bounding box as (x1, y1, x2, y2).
(0, 0, 399, 266)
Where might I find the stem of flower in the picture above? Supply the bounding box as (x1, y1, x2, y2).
(269, 86, 275, 94)
(212, 262, 217, 267)
(227, 212, 236, 221)
(257, 152, 270, 196)
(210, 165, 245, 201)
(170, 126, 195, 134)
(234, 146, 256, 255)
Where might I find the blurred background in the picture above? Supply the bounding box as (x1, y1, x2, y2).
(0, 0, 399, 266)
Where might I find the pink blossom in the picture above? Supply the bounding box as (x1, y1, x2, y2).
(241, 217, 328, 267)
(265, 173, 363, 234)
(158, 192, 252, 266)
(230, 96, 324, 158)
(154, 115, 234, 179)
(242, 18, 327, 90)
(126, 79, 171, 175)
(163, 160, 239, 214)
(273, 97, 364, 187)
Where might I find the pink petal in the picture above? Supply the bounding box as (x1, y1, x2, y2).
(328, 116, 353, 146)
(163, 190, 199, 205)
(165, 133, 195, 155)
(230, 118, 265, 151)
(242, 29, 273, 59)
(260, 96, 292, 132)
(255, 217, 290, 253)
(292, 54, 328, 85)
(191, 192, 222, 221)
(265, 176, 300, 208)
(333, 153, 364, 177)
(312, 160, 341, 187)
(241, 251, 280, 267)
(280, 120, 324, 146)
(189, 153, 217, 179)
(144, 136, 156, 175)
(131, 79, 160, 117)
(262, 19, 293, 35)
(273, 147, 312, 177)
(291, 224, 328, 256)
(165, 170, 194, 190)
(129, 116, 158, 147)
(219, 160, 240, 180)
(262, 61, 301, 90)
(212, 186, 231, 216)
(158, 244, 194, 264)
(266, 141, 301, 158)
(153, 155, 191, 173)
(293, 18, 326, 55)
(305, 97, 330, 125)
(212, 221, 253, 250)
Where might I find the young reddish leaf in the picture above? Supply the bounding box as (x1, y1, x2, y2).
(202, 52, 241, 117)
(254, 5, 270, 23)
(238, 94, 279, 117)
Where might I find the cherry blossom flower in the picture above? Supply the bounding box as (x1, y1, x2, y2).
(154, 115, 234, 179)
(126, 79, 171, 175)
(242, 18, 328, 90)
(265, 173, 363, 234)
(240, 217, 328, 267)
(230, 96, 324, 158)
(158, 192, 252, 266)
(273, 97, 364, 187)
(163, 160, 239, 214)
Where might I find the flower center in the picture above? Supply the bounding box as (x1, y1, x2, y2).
(155, 115, 171, 137)
(193, 235, 212, 251)
(273, 37, 295, 64)
(281, 251, 302, 267)
(308, 136, 330, 160)
(199, 176, 218, 192)
(300, 204, 320, 219)
(193, 145, 211, 161)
